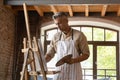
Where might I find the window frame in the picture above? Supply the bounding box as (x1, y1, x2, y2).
(43, 25, 119, 79)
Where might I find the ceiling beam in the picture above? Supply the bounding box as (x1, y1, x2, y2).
(101, 5, 108, 17)
(67, 5, 73, 16)
(4, 4, 120, 17)
(5, 0, 120, 5)
(50, 5, 57, 14)
(85, 5, 89, 17)
(34, 6, 43, 16)
(117, 6, 120, 16)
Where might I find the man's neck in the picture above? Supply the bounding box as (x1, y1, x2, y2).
(63, 27, 71, 35)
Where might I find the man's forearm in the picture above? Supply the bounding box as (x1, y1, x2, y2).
(72, 54, 89, 63)
(64, 54, 89, 64)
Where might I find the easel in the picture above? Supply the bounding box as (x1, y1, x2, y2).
(20, 3, 60, 80)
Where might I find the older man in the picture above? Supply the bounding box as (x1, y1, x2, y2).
(45, 12, 90, 80)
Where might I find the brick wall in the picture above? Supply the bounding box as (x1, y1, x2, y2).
(0, 0, 3, 6)
(0, 6, 15, 80)
(13, 11, 41, 80)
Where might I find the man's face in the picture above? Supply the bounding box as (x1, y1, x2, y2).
(54, 16, 68, 33)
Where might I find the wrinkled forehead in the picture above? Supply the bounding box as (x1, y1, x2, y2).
(52, 12, 67, 19)
(53, 16, 67, 23)
(53, 17, 62, 24)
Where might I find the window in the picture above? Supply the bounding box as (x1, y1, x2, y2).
(44, 26, 118, 80)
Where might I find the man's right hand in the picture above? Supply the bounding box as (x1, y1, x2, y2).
(45, 54, 52, 62)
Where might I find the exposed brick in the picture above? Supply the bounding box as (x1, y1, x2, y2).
(0, 6, 15, 80)
(0, 0, 3, 6)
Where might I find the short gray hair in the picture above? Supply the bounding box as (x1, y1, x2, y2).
(52, 12, 67, 19)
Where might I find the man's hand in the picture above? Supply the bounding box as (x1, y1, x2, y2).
(63, 58, 74, 64)
(64, 53, 90, 64)
(45, 54, 52, 62)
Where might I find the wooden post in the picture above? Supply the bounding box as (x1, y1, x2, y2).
(33, 37, 47, 80)
(23, 3, 32, 48)
(23, 38, 28, 80)
(20, 3, 60, 80)
(22, 3, 37, 80)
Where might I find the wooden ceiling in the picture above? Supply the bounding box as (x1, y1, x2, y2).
(8, 4, 120, 17)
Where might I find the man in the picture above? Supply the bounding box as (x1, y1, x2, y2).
(45, 12, 90, 80)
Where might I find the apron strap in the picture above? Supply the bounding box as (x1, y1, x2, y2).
(72, 29, 73, 40)
(59, 32, 62, 40)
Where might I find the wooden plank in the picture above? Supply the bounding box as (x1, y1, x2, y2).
(23, 3, 37, 80)
(25, 70, 28, 80)
(89, 5, 103, 12)
(50, 5, 57, 14)
(23, 3, 32, 48)
(11, 4, 120, 16)
(117, 6, 120, 16)
(29, 70, 60, 75)
(20, 49, 29, 80)
(107, 4, 119, 11)
(34, 6, 44, 16)
(101, 5, 108, 17)
(85, 5, 89, 17)
(5, 0, 120, 5)
(33, 37, 47, 80)
(67, 5, 73, 16)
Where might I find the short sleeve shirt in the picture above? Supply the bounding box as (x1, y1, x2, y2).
(46, 29, 90, 58)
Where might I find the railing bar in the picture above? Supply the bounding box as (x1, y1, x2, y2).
(82, 68, 117, 79)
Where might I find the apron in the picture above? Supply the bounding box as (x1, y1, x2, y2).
(54, 31, 82, 80)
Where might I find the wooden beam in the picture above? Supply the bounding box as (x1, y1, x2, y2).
(34, 6, 43, 16)
(101, 5, 108, 17)
(67, 5, 73, 16)
(85, 5, 89, 17)
(50, 5, 57, 14)
(5, 0, 120, 5)
(117, 6, 120, 16)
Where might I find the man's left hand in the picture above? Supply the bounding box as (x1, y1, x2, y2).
(63, 58, 74, 64)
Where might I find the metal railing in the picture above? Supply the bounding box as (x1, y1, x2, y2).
(82, 68, 116, 80)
